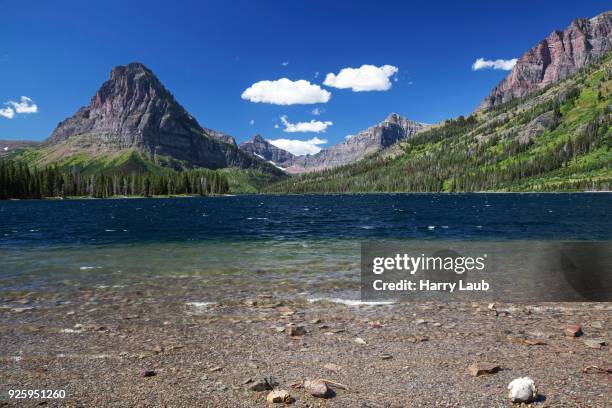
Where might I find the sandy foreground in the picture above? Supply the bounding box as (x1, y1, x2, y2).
(0, 283, 610, 407)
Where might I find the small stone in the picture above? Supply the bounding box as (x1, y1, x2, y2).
(432, 322, 442, 327)
(468, 362, 500, 377)
(524, 338, 547, 346)
(210, 366, 222, 372)
(323, 363, 341, 372)
(242, 378, 253, 385)
(140, 369, 156, 377)
(249, 377, 278, 392)
(285, 325, 306, 337)
(507, 377, 537, 403)
(507, 335, 526, 344)
(590, 321, 603, 329)
(583, 339, 606, 349)
(309, 318, 321, 324)
(267, 389, 294, 404)
(565, 325, 582, 337)
(415, 319, 427, 325)
(303, 379, 330, 398)
(380, 353, 393, 360)
(369, 321, 383, 328)
(354, 337, 367, 345)
(11, 307, 35, 313)
(406, 335, 428, 343)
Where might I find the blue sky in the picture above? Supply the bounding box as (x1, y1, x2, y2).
(1, 0, 610, 155)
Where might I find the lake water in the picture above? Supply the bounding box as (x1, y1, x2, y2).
(1, 193, 611, 299)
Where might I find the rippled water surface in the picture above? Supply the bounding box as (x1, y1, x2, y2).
(1, 193, 611, 294)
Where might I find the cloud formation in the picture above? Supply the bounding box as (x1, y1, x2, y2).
(280, 115, 332, 133)
(0, 107, 15, 119)
(472, 58, 517, 71)
(8, 96, 38, 113)
(241, 78, 331, 105)
(0, 96, 38, 119)
(281, 61, 289, 66)
(323, 64, 398, 91)
(268, 136, 327, 156)
(311, 107, 324, 115)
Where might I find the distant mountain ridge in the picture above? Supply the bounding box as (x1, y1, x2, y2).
(43, 62, 275, 173)
(479, 10, 612, 110)
(287, 113, 427, 173)
(239, 135, 296, 167)
(236, 113, 427, 173)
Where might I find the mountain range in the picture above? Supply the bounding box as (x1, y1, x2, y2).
(5, 10, 612, 193)
(479, 11, 612, 110)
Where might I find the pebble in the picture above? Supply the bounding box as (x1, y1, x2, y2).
(285, 325, 306, 337)
(267, 389, 294, 404)
(369, 320, 383, 328)
(354, 337, 367, 345)
(140, 369, 156, 377)
(209, 366, 222, 372)
(524, 338, 547, 346)
(303, 379, 330, 398)
(590, 321, 603, 329)
(415, 319, 427, 325)
(583, 339, 606, 349)
(323, 363, 341, 372)
(249, 377, 278, 392)
(380, 353, 393, 360)
(565, 324, 582, 337)
(507, 377, 537, 403)
(468, 362, 500, 377)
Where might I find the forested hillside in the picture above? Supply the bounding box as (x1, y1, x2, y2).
(0, 159, 230, 199)
(266, 54, 612, 193)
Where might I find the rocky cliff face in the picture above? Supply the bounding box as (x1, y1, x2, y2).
(202, 128, 237, 146)
(288, 113, 426, 173)
(239, 134, 296, 167)
(478, 11, 612, 110)
(45, 63, 268, 170)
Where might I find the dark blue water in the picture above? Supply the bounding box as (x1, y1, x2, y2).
(1, 193, 611, 248)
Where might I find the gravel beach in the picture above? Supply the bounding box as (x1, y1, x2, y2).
(0, 281, 610, 407)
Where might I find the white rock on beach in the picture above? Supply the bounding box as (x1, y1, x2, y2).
(507, 377, 537, 403)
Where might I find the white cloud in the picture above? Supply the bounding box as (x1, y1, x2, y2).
(314, 71, 320, 78)
(323, 64, 399, 92)
(7, 96, 38, 114)
(281, 61, 289, 66)
(250, 119, 255, 125)
(345, 134, 355, 140)
(0, 106, 14, 119)
(311, 107, 325, 115)
(241, 78, 331, 105)
(472, 58, 517, 71)
(280, 115, 332, 133)
(268, 136, 328, 156)
(274, 124, 280, 129)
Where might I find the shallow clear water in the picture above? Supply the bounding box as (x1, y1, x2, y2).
(1, 193, 611, 294)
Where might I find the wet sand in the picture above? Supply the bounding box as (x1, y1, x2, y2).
(0, 283, 610, 407)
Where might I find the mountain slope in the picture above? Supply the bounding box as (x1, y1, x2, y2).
(40, 63, 281, 176)
(287, 113, 427, 173)
(267, 53, 611, 193)
(479, 11, 612, 110)
(239, 134, 296, 168)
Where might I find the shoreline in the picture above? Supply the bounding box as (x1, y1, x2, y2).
(2, 190, 611, 202)
(1, 282, 610, 406)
